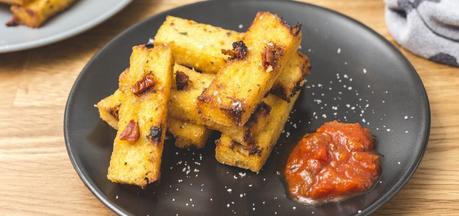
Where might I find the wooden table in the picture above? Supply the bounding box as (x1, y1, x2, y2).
(0, 0, 458, 215)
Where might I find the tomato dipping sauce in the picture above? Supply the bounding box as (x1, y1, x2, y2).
(284, 121, 380, 204)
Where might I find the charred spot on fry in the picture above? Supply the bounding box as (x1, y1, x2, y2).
(147, 126, 162, 143)
(222, 99, 244, 125)
(245, 102, 271, 128)
(290, 23, 302, 36)
(243, 102, 272, 144)
(247, 145, 262, 156)
(291, 79, 305, 97)
(270, 85, 289, 101)
(222, 41, 248, 61)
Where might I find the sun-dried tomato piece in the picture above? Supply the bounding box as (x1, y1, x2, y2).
(290, 23, 302, 36)
(120, 120, 140, 142)
(262, 42, 284, 72)
(175, 71, 191, 90)
(109, 105, 120, 121)
(222, 41, 248, 61)
(132, 75, 156, 96)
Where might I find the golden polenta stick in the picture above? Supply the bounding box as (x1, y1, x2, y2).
(215, 93, 300, 173)
(107, 45, 173, 187)
(154, 16, 242, 74)
(96, 85, 210, 149)
(169, 64, 270, 145)
(197, 12, 302, 127)
(168, 118, 211, 149)
(169, 62, 308, 145)
(169, 64, 214, 126)
(7, 0, 74, 28)
(154, 16, 309, 101)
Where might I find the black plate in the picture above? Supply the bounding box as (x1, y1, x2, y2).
(64, 1, 430, 215)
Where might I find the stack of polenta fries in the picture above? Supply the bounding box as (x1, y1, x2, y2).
(97, 12, 311, 187)
(1, 0, 74, 28)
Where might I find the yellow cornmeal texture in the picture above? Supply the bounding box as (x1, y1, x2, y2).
(197, 12, 302, 128)
(168, 118, 211, 149)
(169, 64, 214, 125)
(10, 0, 74, 27)
(154, 16, 242, 74)
(215, 93, 300, 173)
(107, 45, 173, 187)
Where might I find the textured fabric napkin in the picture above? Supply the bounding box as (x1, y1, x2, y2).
(385, 0, 459, 67)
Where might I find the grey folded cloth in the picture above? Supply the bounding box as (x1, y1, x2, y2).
(385, 0, 459, 67)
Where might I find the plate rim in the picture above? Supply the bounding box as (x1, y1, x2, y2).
(0, 0, 132, 53)
(64, 1, 431, 215)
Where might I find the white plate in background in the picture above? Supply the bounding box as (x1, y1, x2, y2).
(0, 0, 131, 53)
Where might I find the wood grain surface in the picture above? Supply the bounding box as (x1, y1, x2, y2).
(0, 0, 458, 215)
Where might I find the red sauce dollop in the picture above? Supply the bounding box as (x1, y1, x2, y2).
(284, 121, 380, 202)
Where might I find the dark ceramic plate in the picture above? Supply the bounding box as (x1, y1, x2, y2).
(64, 1, 430, 215)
